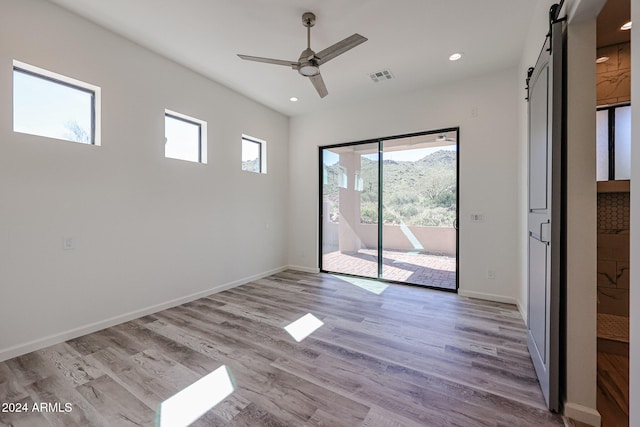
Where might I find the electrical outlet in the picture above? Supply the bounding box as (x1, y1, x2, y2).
(487, 269, 496, 280)
(63, 237, 74, 250)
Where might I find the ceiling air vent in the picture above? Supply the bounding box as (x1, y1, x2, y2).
(369, 69, 394, 83)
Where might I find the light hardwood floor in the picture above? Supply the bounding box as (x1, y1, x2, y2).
(597, 348, 629, 427)
(0, 270, 566, 426)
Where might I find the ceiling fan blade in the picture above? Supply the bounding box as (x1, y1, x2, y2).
(315, 34, 368, 65)
(309, 73, 328, 98)
(237, 54, 298, 68)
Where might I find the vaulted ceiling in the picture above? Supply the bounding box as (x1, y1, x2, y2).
(47, 1, 541, 116)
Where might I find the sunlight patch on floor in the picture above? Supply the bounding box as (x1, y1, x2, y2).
(331, 274, 389, 295)
(158, 365, 235, 427)
(284, 313, 325, 342)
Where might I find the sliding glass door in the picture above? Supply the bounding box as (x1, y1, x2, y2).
(321, 142, 379, 278)
(320, 129, 458, 290)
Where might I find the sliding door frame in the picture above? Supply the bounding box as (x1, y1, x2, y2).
(318, 127, 460, 292)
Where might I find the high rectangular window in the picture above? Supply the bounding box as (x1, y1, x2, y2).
(614, 106, 631, 180)
(596, 109, 609, 181)
(241, 135, 266, 173)
(13, 60, 100, 145)
(165, 110, 207, 164)
(596, 104, 631, 181)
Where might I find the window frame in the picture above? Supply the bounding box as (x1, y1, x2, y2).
(12, 60, 101, 145)
(241, 134, 267, 174)
(164, 109, 207, 164)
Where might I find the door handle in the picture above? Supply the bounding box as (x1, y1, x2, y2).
(453, 219, 458, 230)
(540, 220, 551, 244)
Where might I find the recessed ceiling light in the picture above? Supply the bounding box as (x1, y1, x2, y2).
(289, 97, 298, 102)
(596, 56, 610, 64)
(449, 53, 463, 61)
(621, 21, 632, 30)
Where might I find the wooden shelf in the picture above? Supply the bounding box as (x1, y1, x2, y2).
(597, 180, 630, 193)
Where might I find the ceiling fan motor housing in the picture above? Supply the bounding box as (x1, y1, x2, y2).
(297, 47, 319, 76)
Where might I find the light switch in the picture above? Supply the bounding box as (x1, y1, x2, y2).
(470, 213, 484, 222)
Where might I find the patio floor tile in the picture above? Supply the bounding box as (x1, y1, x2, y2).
(322, 249, 456, 290)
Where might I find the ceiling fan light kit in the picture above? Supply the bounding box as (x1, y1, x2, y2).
(238, 12, 367, 98)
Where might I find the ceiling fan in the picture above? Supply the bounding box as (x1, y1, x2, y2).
(237, 12, 367, 98)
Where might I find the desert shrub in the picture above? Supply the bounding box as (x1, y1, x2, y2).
(360, 205, 378, 224)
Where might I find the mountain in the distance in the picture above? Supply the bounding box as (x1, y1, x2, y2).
(324, 150, 457, 227)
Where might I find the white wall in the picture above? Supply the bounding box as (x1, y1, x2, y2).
(0, 0, 290, 361)
(563, 15, 600, 425)
(289, 67, 521, 304)
(629, 1, 639, 425)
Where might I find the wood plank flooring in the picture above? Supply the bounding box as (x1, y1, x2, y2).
(597, 348, 629, 427)
(0, 270, 565, 426)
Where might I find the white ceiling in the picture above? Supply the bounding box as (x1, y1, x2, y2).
(47, 0, 538, 117)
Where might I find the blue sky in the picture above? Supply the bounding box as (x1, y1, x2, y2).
(13, 69, 92, 143)
(164, 115, 200, 162)
(324, 144, 456, 166)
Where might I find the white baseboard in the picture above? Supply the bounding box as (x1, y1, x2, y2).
(563, 402, 601, 426)
(458, 289, 518, 306)
(286, 265, 320, 274)
(517, 301, 528, 324)
(0, 266, 288, 363)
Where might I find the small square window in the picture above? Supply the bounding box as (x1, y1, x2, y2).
(242, 135, 266, 173)
(165, 110, 206, 164)
(13, 61, 100, 145)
